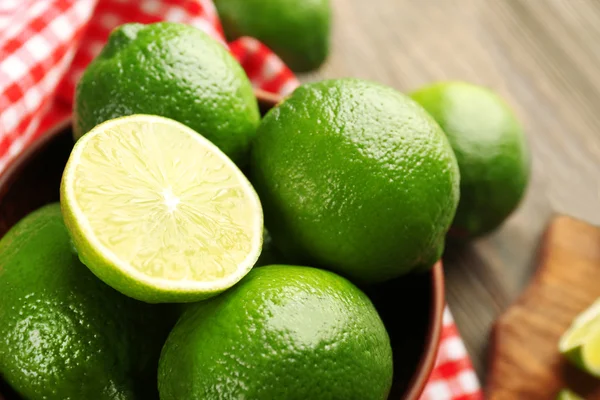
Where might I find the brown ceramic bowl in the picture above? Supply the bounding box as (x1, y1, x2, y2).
(0, 90, 444, 400)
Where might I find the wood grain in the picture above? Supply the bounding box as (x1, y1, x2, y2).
(488, 216, 600, 399)
(314, 0, 600, 378)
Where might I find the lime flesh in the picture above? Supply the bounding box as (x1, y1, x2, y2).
(559, 298, 600, 377)
(61, 115, 263, 303)
(582, 328, 600, 375)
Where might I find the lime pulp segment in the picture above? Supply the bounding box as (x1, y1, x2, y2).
(61, 115, 263, 302)
(559, 298, 600, 377)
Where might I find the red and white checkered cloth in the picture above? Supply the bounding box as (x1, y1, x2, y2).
(420, 309, 482, 400)
(0, 1, 482, 399)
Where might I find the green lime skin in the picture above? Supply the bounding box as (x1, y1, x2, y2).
(250, 78, 460, 283)
(158, 265, 393, 400)
(215, 0, 331, 72)
(556, 389, 584, 400)
(411, 82, 530, 238)
(74, 22, 260, 166)
(0, 204, 175, 399)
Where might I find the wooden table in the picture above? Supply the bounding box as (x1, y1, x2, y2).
(305, 0, 600, 381)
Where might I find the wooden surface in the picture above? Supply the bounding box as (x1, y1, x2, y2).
(488, 216, 600, 399)
(310, 0, 600, 381)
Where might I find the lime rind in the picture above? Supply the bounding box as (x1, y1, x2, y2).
(573, 298, 600, 327)
(559, 298, 600, 351)
(61, 115, 263, 303)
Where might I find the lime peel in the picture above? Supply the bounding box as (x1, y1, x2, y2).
(559, 298, 600, 377)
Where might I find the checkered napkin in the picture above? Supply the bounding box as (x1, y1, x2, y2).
(0, 1, 482, 398)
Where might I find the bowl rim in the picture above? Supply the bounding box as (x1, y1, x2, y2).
(405, 260, 444, 400)
(0, 117, 71, 202)
(0, 89, 445, 399)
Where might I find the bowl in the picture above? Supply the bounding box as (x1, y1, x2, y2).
(0, 90, 444, 400)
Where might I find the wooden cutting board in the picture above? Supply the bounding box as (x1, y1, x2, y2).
(487, 216, 600, 399)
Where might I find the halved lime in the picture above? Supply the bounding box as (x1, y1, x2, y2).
(60, 115, 263, 303)
(559, 298, 600, 377)
(556, 389, 583, 400)
(571, 298, 600, 328)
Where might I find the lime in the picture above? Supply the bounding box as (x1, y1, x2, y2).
(158, 265, 393, 400)
(0, 204, 174, 399)
(250, 78, 460, 283)
(556, 389, 584, 400)
(559, 299, 600, 377)
(60, 115, 263, 303)
(215, 0, 330, 72)
(74, 22, 260, 166)
(570, 298, 600, 328)
(411, 82, 530, 238)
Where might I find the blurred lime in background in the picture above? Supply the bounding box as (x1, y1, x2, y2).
(412, 82, 530, 239)
(214, 0, 331, 72)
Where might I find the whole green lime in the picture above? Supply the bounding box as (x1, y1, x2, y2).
(411, 82, 530, 238)
(0, 204, 175, 399)
(74, 22, 260, 166)
(158, 265, 392, 399)
(215, 0, 330, 72)
(250, 78, 460, 283)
